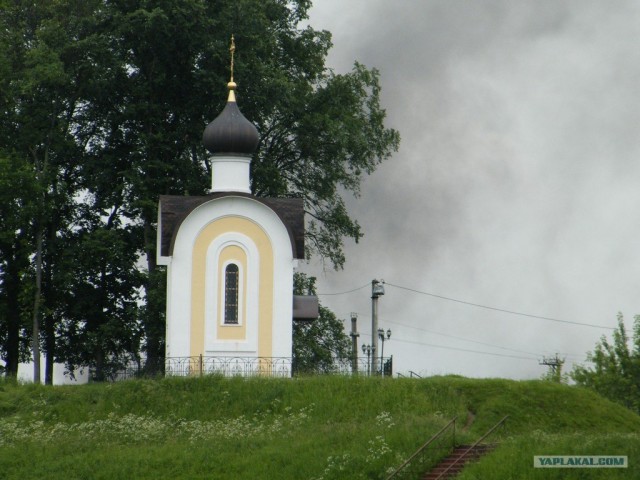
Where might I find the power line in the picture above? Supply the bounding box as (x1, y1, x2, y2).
(349, 316, 585, 360)
(392, 337, 538, 361)
(385, 282, 615, 330)
(342, 313, 588, 367)
(384, 319, 542, 358)
(317, 283, 369, 296)
(316, 280, 614, 330)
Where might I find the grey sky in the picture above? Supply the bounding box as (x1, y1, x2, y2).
(301, 0, 640, 378)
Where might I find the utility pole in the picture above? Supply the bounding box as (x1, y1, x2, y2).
(540, 354, 565, 382)
(371, 279, 385, 375)
(350, 312, 359, 375)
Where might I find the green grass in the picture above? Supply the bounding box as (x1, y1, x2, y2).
(0, 375, 638, 479)
(458, 433, 640, 480)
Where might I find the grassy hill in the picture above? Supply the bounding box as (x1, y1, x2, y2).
(0, 375, 637, 479)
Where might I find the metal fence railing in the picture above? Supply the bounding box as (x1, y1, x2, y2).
(430, 415, 509, 480)
(97, 355, 393, 381)
(165, 356, 293, 377)
(385, 417, 458, 480)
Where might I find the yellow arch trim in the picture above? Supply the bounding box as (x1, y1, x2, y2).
(190, 217, 274, 358)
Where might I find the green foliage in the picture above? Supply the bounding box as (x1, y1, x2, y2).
(0, 0, 399, 378)
(252, 61, 400, 268)
(0, 154, 37, 375)
(0, 376, 638, 479)
(292, 273, 352, 374)
(0, 0, 103, 380)
(55, 224, 145, 380)
(571, 313, 640, 414)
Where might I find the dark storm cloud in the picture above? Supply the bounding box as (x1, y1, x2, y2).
(305, 0, 640, 378)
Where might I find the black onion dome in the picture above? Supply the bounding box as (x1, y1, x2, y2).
(202, 82, 259, 155)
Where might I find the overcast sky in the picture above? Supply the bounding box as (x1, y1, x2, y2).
(300, 0, 640, 379)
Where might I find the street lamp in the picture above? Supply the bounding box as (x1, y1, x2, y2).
(361, 343, 371, 376)
(371, 279, 385, 375)
(378, 328, 391, 377)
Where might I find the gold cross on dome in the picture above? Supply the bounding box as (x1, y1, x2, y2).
(229, 35, 235, 83)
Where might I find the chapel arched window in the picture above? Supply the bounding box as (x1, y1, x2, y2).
(224, 264, 239, 324)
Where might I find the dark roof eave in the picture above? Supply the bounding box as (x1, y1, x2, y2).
(159, 193, 304, 260)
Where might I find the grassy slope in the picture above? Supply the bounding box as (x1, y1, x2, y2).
(0, 375, 638, 480)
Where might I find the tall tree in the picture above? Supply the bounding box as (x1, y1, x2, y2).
(0, 0, 84, 382)
(292, 273, 351, 374)
(1, 0, 399, 378)
(56, 222, 144, 381)
(0, 154, 36, 377)
(0, 0, 144, 382)
(572, 314, 640, 414)
(91, 0, 398, 374)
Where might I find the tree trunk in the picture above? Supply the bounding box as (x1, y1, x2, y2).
(32, 226, 43, 384)
(30, 140, 49, 385)
(44, 314, 55, 385)
(4, 245, 22, 378)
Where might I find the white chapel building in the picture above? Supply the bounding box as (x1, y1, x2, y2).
(156, 77, 313, 375)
